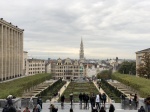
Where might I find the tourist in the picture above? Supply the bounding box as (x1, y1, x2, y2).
(33, 105, 40, 112)
(37, 103, 41, 112)
(70, 92, 73, 106)
(138, 106, 146, 112)
(85, 94, 89, 109)
(29, 96, 34, 109)
(109, 104, 115, 112)
(99, 93, 102, 104)
(102, 93, 107, 107)
(90, 93, 94, 110)
(2, 105, 9, 112)
(61, 95, 65, 108)
(7, 96, 13, 107)
(8, 105, 17, 112)
(133, 94, 138, 108)
(129, 94, 132, 105)
(23, 107, 30, 112)
(100, 106, 106, 112)
(70, 108, 73, 112)
(144, 95, 150, 112)
(82, 92, 86, 107)
(79, 93, 83, 106)
(49, 104, 58, 112)
(37, 97, 42, 109)
(95, 94, 101, 110)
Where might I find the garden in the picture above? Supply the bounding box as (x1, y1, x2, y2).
(0, 73, 51, 98)
(61, 82, 99, 102)
(37, 79, 66, 102)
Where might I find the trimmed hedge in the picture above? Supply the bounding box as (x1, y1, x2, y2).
(38, 79, 66, 102)
(112, 72, 150, 97)
(0, 73, 51, 98)
(101, 79, 121, 103)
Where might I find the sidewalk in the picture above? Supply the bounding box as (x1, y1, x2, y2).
(51, 81, 70, 102)
(93, 81, 112, 103)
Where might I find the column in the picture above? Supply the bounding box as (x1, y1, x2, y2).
(13, 30, 15, 77)
(0, 24, 3, 81)
(3, 26, 7, 80)
(10, 29, 13, 78)
(18, 32, 20, 76)
(20, 32, 23, 76)
(12, 30, 15, 78)
(7, 27, 10, 79)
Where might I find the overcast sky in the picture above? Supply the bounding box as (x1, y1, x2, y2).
(1, 0, 150, 60)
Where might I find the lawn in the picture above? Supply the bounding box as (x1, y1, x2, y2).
(62, 81, 99, 102)
(0, 73, 51, 98)
(112, 72, 150, 97)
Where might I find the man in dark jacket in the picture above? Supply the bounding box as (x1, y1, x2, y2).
(61, 95, 65, 108)
(79, 93, 83, 107)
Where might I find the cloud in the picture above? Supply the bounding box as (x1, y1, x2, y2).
(1, 0, 150, 59)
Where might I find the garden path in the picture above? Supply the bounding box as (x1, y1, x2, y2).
(51, 81, 70, 102)
(93, 81, 112, 103)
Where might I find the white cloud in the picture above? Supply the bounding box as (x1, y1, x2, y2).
(1, 0, 150, 59)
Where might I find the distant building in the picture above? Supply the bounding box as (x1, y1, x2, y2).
(51, 58, 85, 80)
(136, 48, 150, 76)
(0, 19, 24, 81)
(28, 58, 45, 75)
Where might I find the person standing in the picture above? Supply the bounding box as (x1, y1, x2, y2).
(79, 93, 83, 107)
(37, 97, 42, 109)
(23, 107, 30, 112)
(133, 94, 138, 108)
(145, 95, 150, 112)
(85, 94, 89, 109)
(95, 94, 101, 110)
(100, 106, 106, 112)
(70, 92, 73, 106)
(61, 95, 65, 108)
(102, 93, 107, 107)
(29, 96, 34, 109)
(109, 104, 115, 112)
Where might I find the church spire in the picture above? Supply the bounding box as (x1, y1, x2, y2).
(80, 38, 84, 62)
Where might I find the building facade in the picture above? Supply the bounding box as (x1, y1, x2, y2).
(0, 18, 24, 81)
(136, 48, 150, 76)
(51, 58, 85, 79)
(28, 59, 45, 75)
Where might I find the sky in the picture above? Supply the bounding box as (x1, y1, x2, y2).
(0, 0, 150, 60)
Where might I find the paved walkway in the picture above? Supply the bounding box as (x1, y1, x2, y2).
(93, 81, 112, 103)
(18, 103, 137, 112)
(51, 81, 70, 102)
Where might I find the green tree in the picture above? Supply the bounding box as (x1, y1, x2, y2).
(137, 52, 150, 79)
(97, 69, 112, 79)
(118, 61, 136, 75)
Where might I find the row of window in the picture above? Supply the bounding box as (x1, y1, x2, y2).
(29, 68, 45, 70)
(29, 64, 45, 66)
(28, 71, 45, 74)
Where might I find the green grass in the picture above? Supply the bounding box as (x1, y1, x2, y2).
(112, 72, 150, 97)
(0, 73, 52, 98)
(62, 82, 99, 102)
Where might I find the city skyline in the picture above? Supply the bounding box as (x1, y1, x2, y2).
(1, 0, 150, 59)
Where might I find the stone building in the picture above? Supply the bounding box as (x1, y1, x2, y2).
(51, 58, 85, 80)
(28, 59, 45, 75)
(136, 48, 150, 76)
(0, 18, 24, 81)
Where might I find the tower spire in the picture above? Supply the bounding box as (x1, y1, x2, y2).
(80, 37, 84, 62)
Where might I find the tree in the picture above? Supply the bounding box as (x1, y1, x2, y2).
(97, 69, 112, 79)
(118, 61, 136, 75)
(137, 52, 150, 79)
